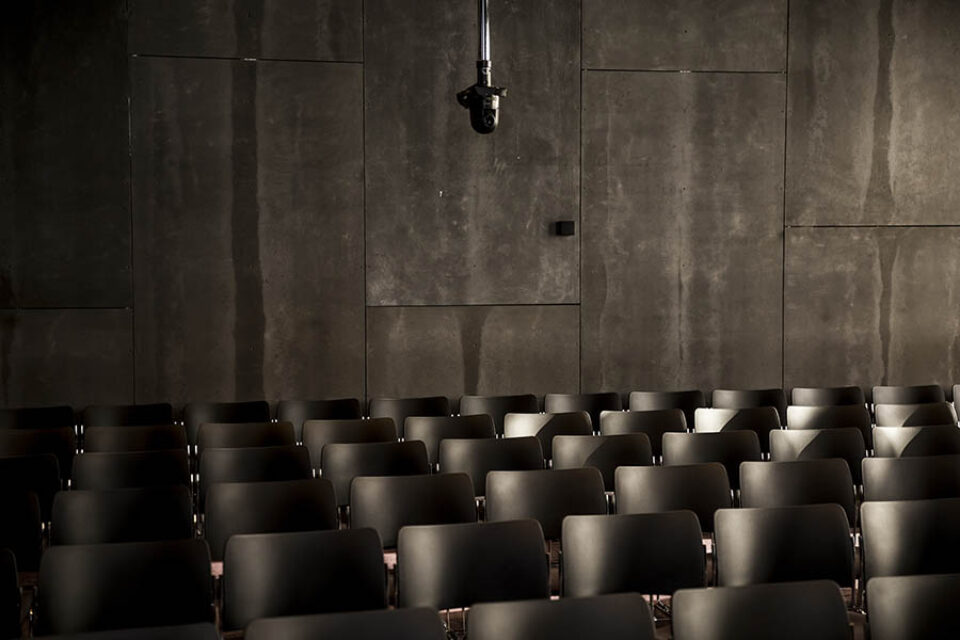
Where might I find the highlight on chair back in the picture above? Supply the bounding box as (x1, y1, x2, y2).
(552, 433, 652, 491)
(695, 407, 780, 455)
(739, 459, 856, 527)
(459, 394, 539, 437)
(615, 463, 731, 534)
(437, 437, 544, 497)
(662, 431, 762, 491)
(873, 425, 960, 458)
(769, 427, 866, 485)
(628, 390, 705, 430)
(872, 384, 945, 406)
(368, 396, 450, 440)
(790, 385, 865, 407)
(862, 454, 960, 502)
(503, 412, 592, 461)
(785, 404, 873, 450)
(600, 408, 686, 460)
(874, 401, 956, 427)
(711, 388, 786, 425)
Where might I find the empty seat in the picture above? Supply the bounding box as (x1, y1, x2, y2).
(222, 528, 386, 631)
(438, 437, 543, 497)
(503, 412, 592, 460)
(81, 403, 173, 428)
(468, 593, 655, 640)
(198, 445, 312, 512)
(672, 580, 849, 640)
(320, 441, 429, 508)
(873, 384, 945, 405)
(0, 405, 73, 429)
(863, 454, 960, 501)
(459, 394, 539, 437)
(196, 421, 295, 456)
(350, 473, 477, 548)
(695, 407, 780, 454)
(83, 425, 187, 453)
(662, 431, 762, 491)
(599, 409, 686, 459)
(544, 393, 621, 430)
(51, 486, 192, 546)
(873, 425, 960, 458)
(861, 497, 960, 581)
(740, 459, 856, 526)
(302, 418, 397, 469)
(37, 539, 213, 635)
(562, 512, 705, 598)
(72, 450, 189, 490)
(245, 608, 445, 640)
(0, 491, 41, 571)
(368, 396, 450, 440)
(276, 398, 363, 441)
(785, 404, 873, 449)
(0, 427, 76, 479)
(867, 573, 960, 640)
(34, 623, 219, 640)
(182, 400, 271, 446)
(874, 401, 956, 427)
(0, 549, 17, 640)
(628, 390, 705, 429)
(711, 388, 786, 425)
(770, 427, 867, 484)
(396, 520, 549, 609)
(0, 453, 60, 520)
(404, 415, 496, 469)
(552, 434, 652, 491)
(615, 463, 731, 533)
(790, 385, 865, 406)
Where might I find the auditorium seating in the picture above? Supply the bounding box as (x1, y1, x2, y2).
(739, 459, 856, 526)
(543, 392, 621, 429)
(0, 453, 60, 519)
(867, 573, 960, 640)
(368, 396, 450, 439)
(694, 407, 780, 454)
(551, 433, 652, 490)
(197, 445, 312, 512)
(628, 390, 705, 429)
(860, 497, 960, 581)
(785, 404, 873, 449)
(182, 400, 271, 446)
(711, 388, 787, 425)
(0, 427, 76, 480)
(245, 607, 446, 640)
(81, 403, 173, 428)
(862, 454, 960, 501)
(438, 436, 543, 496)
(662, 431, 762, 491)
(275, 398, 363, 440)
(503, 411, 592, 460)
(301, 417, 397, 468)
(72, 450, 189, 490)
(874, 401, 956, 427)
(0, 405, 74, 429)
(459, 394, 539, 436)
(82, 425, 187, 453)
(195, 420, 296, 456)
(615, 463, 731, 533)
(320, 440, 429, 508)
(790, 385, 865, 406)
(35, 624, 220, 639)
(873, 425, 960, 458)
(599, 408, 686, 459)
(769, 428, 866, 484)
(872, 384, 945, 405)
(404, 414, 496, 469)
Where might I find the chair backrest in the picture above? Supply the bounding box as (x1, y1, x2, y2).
(82, 403, 174, 427)
(694, 407, 780, 454)
(863, 454, 960, 501)
(29, 624, 220, 640)
(438, 437, 543, 496)
(83, 425, 187, 453)
(0, 490, 41, 571)
(790, 385, 865, 406)
(198, 445, 312, 512)
(873, 425, 960, 458)
(72, 450, 189, 490)
(222, 528, 385, 631)
(0, 427, 76, 479)
(873, 384, 945, 405)
(396, 519, 549, 610)
(485, 468, 607, 539)
(785, 404, 873, 449)
(599, 409, 686, 459)
(459, 394, 540, 436)
(302, 418, 397, 469)
(740, 459, 856, 526)
(544, 393, 621, 429)
(615, 463, 731, 533)
(368, 396, 450, 440)
(628, 390, 705, 429)
(662, 431, 762, 491)
(51, 486, 193, 546)
(711, 388, 786, 425)
(0, 405, 74, 429)
(196, 421, 296, 456)
(468, 593, 656, 640)
(867, 573, 960, 640)
(503, 412, 592, 460)
(37, 539, 213, 635)
(0, 549, 17, 640)
(0, 453, 60, 520)
(404, 414, 495, 468)
(769, 427, 867, 484)
(182, 400, 271, 445)
(245, 608, 445, 640)
(671, 580, 850, 640)
(552, 434, 652, 491)
(320, 441, 429, 507)
(276, 399, 363, 441)
(350, 473, 477, 548)
(562, 512, 704, 598)
(861, 497, 960, 581)
(875, 401, 956, 427)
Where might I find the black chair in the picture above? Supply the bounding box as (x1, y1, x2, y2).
(0, 427, 76, 479)
(873, 425, 960, 458)
(350, 473, 477, 548)
(874, 401, 956, 427)
(0, 453, 60, 520)
(302, 418, 397, 469)
(552, 434, 652, 491)
(562, 512, 705, 598)
(599, 409, 686, 459)
(459, 394, 539, 437)
(791, 385, 865, 406)
(867, 573, 960, 640)
(785, 404, 873, 449)
(468, 593, 655, 640)
(672, 580, 850, 640)
(711, 388, 786, 425)
(695, 407, 780, 454)
(396, 520, 549, 610)
(615, 463, 731, 533)
(368, 396, 450, 440)
(195, 421, 296, 457)
(662, 431, 762, 491)
(245, 607, 444, 640)
(404, 415, 495, 469)
(740, 459, 856, 527)
(628, 390, 705, 430)
(222, 528, 386, 631)
(861, 497, 960, 581)
(83, 425, 187, 453)
(276, 399, 363, 441)
(503, 412, 592, 460)
(544, 393, 621, 430)
(81, 404, 173, 428)
(320, 441, 429, 508)
(863, 454, 960, 501)
(769, 428, 867, 485)
(873, 384, 945, 405)
(34, 624, 219, 640)
(182, 400, 271, 446)
(51, 486, 192, 546)
(198, 445, 312, 512)
(0, 549, 17, 640)
(0, 491, 41, 572)
(486, 468, 607, 540)
(437, 437, 543, 497)
(72, 450, 189, 490)
(37, 539, 213, 635)
(0, 405, 74, 429)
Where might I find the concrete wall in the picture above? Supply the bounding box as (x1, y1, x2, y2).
(3, 0, 960, 407)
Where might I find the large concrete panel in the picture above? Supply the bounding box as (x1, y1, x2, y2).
(0, 310, 133, 408)
(785, 228, 960, 390)
(364, 0, 580, 306)
(132, 57, 364, 405)
(0, 1, 130, 308)
(787, 0, 960, 225)
(583, 0, 787, 71)
(366, 305, 580, 400)
(581, 71, 785, 393)
(129, 0, 362, 61)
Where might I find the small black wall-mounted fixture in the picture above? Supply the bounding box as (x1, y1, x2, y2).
(457, 0, 506, 134)
(554, 221, 576, 236)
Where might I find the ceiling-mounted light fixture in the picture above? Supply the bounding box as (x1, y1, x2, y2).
(456, 0, 507, 134)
